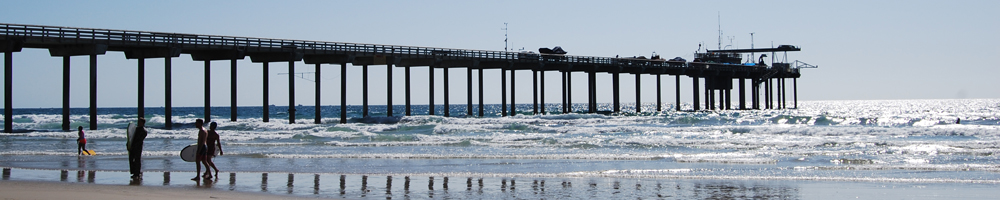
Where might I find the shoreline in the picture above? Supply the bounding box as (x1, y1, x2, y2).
(2, 167, 998, 199)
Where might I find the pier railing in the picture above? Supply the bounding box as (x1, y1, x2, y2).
(0, 23, 693, 69)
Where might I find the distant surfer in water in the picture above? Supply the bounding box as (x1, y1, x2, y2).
(206, 122, 223, 178)
(77, 126, 88, 155)
(129, 117, 148, 179)
(193, 119, 210, 180)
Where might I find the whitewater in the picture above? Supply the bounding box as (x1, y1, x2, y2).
(1, 99, 999, 198)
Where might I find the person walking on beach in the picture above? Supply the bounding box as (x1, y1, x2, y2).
(76, 126, 89, 155)
(193, 119, 210, 180)
(129, 117, 148, 179)
(205, 122, 223, 178)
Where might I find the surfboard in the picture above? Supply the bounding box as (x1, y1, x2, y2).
(82, 150, 96, 155)
(180, 144, 198, 162)
(126, 122, 136, 151)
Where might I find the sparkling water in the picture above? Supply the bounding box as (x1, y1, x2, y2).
(1, 99, 999, 198)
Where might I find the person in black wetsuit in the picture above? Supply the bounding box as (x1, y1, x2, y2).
(129, 117, 148, 179)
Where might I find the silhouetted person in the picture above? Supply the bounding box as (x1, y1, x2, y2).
(956, 118, 961, 124)
(129, 117, 148, 179)
(206, 122, 223, 178)
(193, 119, 210, 180)
(77, 126, 88, 155)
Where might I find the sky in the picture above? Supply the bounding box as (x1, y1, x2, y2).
(1, 0, 998, 108)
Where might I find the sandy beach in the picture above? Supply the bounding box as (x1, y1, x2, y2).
(0, 180, 327, 200)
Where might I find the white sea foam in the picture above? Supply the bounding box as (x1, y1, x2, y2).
(2, 99, 1000, 183)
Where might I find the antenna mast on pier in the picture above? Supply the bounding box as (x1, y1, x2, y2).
(717, 12, 722, 50)
(503, 23, 508, 52)
(750, 32, 755, 62)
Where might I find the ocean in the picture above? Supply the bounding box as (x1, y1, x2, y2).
(1, 99, 999, 199)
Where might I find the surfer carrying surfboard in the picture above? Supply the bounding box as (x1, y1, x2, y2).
(128, 117, 148, 179)
(193, 119, 210, 180)
(77, 126, 89, 155)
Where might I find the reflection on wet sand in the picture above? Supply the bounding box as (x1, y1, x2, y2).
(313, 174, 320, 195)
(260, 173, 268, 192)
(229, 173, 236, 191)
(287, 173, 294, 194)
(0, 169, 803, 199)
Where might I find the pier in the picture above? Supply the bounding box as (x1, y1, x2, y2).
(0, 23, 811, 132)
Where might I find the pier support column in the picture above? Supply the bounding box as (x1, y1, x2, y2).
(692, 77, 700, 111)
(532, 70, 537, 115)
(765, 79, 771, 109)
(708, 88, 714, 110)
(764, 79, 769, 109)
(756, 80, 762, 110)
(405, 66, 411, 116)
(774, 78, 783, 110)
(561, 72, 567, 113)
(712, 89, 717, 110)
(725, 89, 731, 110)
(675, 75, 681, 111)
(774, 78, 779, 109)
(751, 80, 758, 110)
(467, 67, 472, 116)
(511, 69, 516, 116)
(501, 68, 507, 116)
(340, 63, 346, 124)
(771, 78, 776, 109)
(138, 58, 145, 119)
(164, 57, 172, 129)
(230, 59, 237, 122)
(757, 79, 767, 110)
(584, 71, 597, 113)
(739, 78, 746, 110)
(793, 78, 798, 109)
(567, 71, 573, 113)
(706, 84, 712, 110)
(429, 67, 435, 116)
(204, 60, 211, 123)
(315, 63, 322, 124)
(263, 62, 270, 122)
(612, 72, 620, 113)
(62, 56, 70, 131)
(776, 78, 782, 110)
(635, 74, 641, 114)
(362, 65, 368, 118)
(444, 67, 450, 117)
(288, 61, 295, 123)
(4, 51, 12, 132)
(478, 68, 484, 117)
(89, 54, 97, 130)
(770, 78, 775, 109)
(540, 71, 545, 114)
(656, 74, 661, 112)
(386, 64, 393, 117)
(724, 89, 729, 110)
(782, 78, 788, 109)
(774, 78, 785, 109)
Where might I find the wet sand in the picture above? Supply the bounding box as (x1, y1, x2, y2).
(1, 167, 998, 199)
(0, 180, 324, 200)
